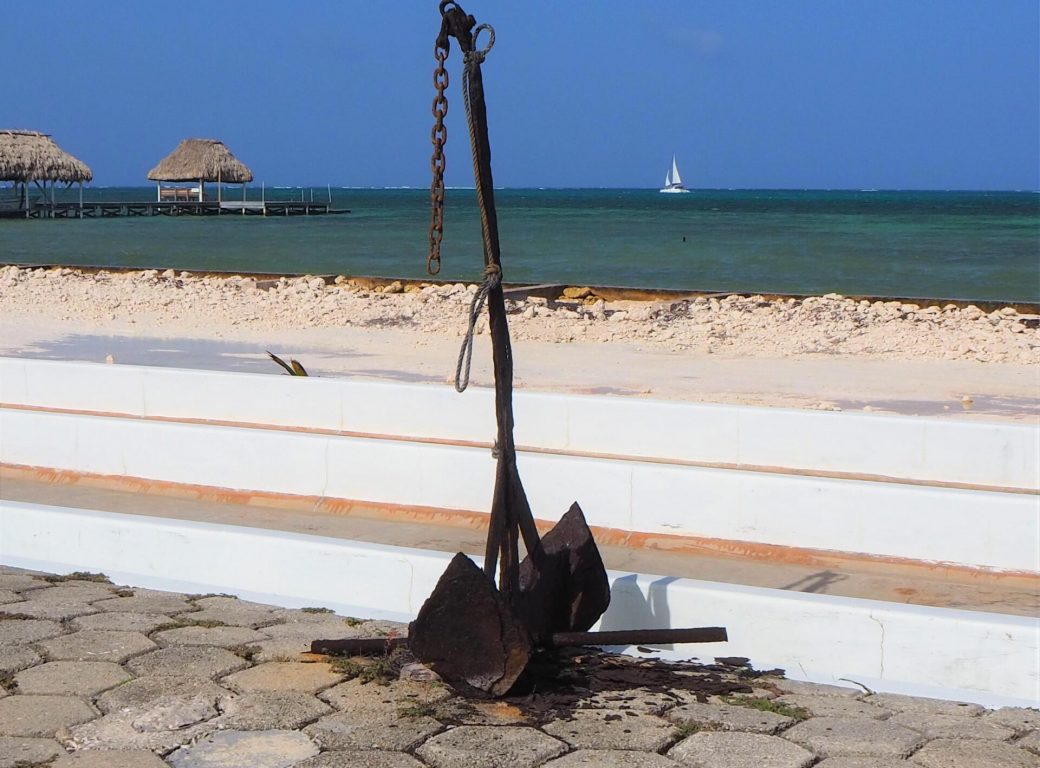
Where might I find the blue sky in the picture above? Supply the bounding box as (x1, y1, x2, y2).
(2, 1, 1037, 189)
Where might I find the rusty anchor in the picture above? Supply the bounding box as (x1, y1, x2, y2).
(313, 1, 727, 696)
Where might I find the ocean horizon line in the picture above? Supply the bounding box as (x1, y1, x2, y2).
(62, 185, 1040, 194)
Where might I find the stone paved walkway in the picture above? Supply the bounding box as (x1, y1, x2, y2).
(0, 567, 1037, 768)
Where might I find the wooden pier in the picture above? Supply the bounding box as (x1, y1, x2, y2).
(1, 201, 350, 219)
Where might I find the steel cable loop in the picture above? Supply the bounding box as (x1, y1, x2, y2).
(461, 54, 494, 266)
(454, 263, 502, 393)
(472, 23, 495, 57)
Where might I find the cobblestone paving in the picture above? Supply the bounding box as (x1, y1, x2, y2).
(0, 568, 1037, 768)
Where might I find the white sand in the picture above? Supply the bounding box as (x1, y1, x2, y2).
(1, 265, 1037, 420)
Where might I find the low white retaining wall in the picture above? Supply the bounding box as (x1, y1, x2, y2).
(1, 500, 1035, 708)
(2, 407, 1036, 572)
(2, 357, 1036, 489)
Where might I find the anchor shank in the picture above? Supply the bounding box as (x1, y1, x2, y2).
(443, 5, 541, 597)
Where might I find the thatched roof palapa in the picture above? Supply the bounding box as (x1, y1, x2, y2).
(0, 130, 92, 183)
(148, 138, 253, 183)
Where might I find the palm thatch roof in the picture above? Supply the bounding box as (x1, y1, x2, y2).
(0, 130, 92, 183)
(147, 138, 253, 183)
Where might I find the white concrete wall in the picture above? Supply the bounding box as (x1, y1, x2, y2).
(2, 407, 1037, 572)
(1, 357, 1036, 490)
(1, 500, 1035, 708)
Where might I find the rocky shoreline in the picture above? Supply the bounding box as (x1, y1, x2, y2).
(1, 265, 1037, 365)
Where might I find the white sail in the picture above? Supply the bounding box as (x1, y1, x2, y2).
(659, 154, 691, 193)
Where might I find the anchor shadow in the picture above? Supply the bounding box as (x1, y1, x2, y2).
(781, 569, 848, 594)
(597, 573, 676, 647)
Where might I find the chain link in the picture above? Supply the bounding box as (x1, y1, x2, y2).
(427, 45, 450, 276)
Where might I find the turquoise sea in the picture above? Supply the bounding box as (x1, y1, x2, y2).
(1, 187, 1037, 302)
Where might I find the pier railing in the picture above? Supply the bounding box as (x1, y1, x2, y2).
(1, 200, 349, 219)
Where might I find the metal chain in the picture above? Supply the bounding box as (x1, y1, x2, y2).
(427, 44, 450, 275)
(430, 13, 502, 394)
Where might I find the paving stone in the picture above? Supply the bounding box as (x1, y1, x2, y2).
(348, 619, 407, 637)
(309, 678, 451, 749)
(154, 625, 268, 648)
(15, 661, 131, 696)
(223, 662, 342, 694)
(185, 607, 280, 628)
(193, 596, 278, 612)
(166, 729, 319, 768)
(180, 596, 281, 628)
(0, 735, 65, 768)
(0, 574, 47, 591)
(32, 579, 114, 589)
(304, 710, 442, 752)
(0, 618, 64, 644)
(72, 612, 173, 633)
(889, 711, 1016, 740)
(318, 678, 453, 711)
(0, 599, 99, 620)
(216, 692, 332, 730)
(582, 688, 689, 715)
(40, 630, 157, 663)
(131, 695, 219, 731)
(24, 584, 117, 603)
(125, 646, 249, 679)
(911, 738, 1040, 767)
(250, 621, 364, 662)
(93, 593, 196, 614)
(407, 696, 527, 727)
(766, 678, 863, 698)
(61, 694, 220, 754)
(543, 708, 675, 750)
(987, 707, 1040, 734)
(248, 645, 310, 665)
(51, 750, 170, 767)
(0, 695, 98, 737)
(668, 731, 814, 768)
(719, 687, 786, 701)
(549, 749, 678, 761)
(665, 701, 795, 734)
(397, 662, 441, 683)
(1017, 731, 1040, 754)
(256, 619, 360, 640)
(0, 644, 41, 674)
(544, 751, 680, 767)
(95, 675, 232, 714)
(783, 716, 924, 758)
(12, 572, 1033, 768)
(270, 608, 351, 624)
(814, 759, 911, 767)
(775, 694, 892, 719)
(294, 752, 427, 768)
(865, 692, 984, 716)
(416, 726, 567, 768)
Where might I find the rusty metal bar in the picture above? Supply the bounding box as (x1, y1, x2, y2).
(549, 627, 728, 647)
(310, 627, 726, 657)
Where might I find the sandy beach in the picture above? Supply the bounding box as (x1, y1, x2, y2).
(1, 265, 1037, 420)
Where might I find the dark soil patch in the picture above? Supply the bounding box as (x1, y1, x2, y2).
(490, 649, 778, 723)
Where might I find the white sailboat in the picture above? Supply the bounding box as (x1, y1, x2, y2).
(659, 155, 690, 194)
